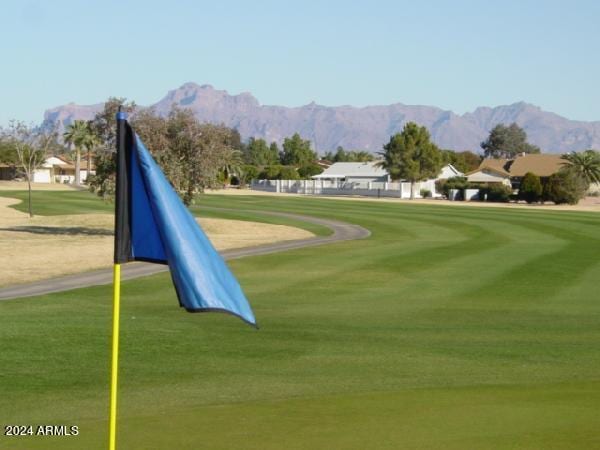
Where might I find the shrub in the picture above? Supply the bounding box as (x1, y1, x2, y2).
(259, 165, 282, 180)
(278, 166, 300, 180)
(544, 169, 588, 204)
(240, 165, 259, 184)
(518, 172, 542, 203)
(420, 188, 432, 198)
(435, 176, 469, 198)
(481, 184, 512, 202)
(298, 163, 323, 179)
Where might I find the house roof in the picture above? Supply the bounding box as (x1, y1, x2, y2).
(474, 154, 564, 178)
(467, 168, 510, 183)
(507, 154, 563, 177)
(477, 158, 511, 176)
(312, 162, 388, 179)
(467, 166, 510, 178)
(439, 164, 464, 178)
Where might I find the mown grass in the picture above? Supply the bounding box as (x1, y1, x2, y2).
(0, 190, 331, 236)
(1, 192, 600, 449)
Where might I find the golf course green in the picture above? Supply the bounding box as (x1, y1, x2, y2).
(1, 190, 599, 449)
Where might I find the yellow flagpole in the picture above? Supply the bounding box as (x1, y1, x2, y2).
(109, 263, 121, 450)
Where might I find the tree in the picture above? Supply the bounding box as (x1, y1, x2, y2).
(298, 163, 323, 178)
(239, 165, 259, 185)
(88, 98, 136, 197)
(220, 149, 244, 184)
(90, 97, 136, 153)
(441, 149, 481, 173)
(280, 133, 316, 166)
(165, 109, 234, 205)
(518, 172, 542, 203)
(333, 146, 347, 162)
(377, 122, 443, 199)
(544, 168, 588, 205)
(560, 150, 600, 185)
(63, 120, 90, 185)
(0, 140, 18, 164)
(269, 142, 280, 162)
(323, 147, 374, 162)
(347, 150, 374, 162)
(81, 122, 100, 184)
(245, 137, 279, 165)
(480, 123, 540, 159)
(1, 121, 58, 217)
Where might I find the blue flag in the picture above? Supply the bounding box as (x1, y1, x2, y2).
(114, 115, 256, 327)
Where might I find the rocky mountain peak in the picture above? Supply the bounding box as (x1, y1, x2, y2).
(42, 83, 600, 153)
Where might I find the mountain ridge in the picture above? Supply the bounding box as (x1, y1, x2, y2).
(43, 82, 600, 153)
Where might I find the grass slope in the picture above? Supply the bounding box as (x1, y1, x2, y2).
(1, 192, 600, 449)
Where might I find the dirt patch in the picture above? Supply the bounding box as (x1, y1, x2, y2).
(0, 196, 312, 286)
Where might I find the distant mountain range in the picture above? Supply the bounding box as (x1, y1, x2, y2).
(43, 82, 600, 154)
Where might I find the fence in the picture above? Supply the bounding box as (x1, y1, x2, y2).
(250, 179, 440, 199)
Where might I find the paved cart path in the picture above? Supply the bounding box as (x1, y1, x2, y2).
(0, 211, 370, 300)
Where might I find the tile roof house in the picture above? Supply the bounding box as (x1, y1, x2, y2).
(467, 154, 564, 188)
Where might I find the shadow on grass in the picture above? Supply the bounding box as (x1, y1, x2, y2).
(0, 226, 113, 236)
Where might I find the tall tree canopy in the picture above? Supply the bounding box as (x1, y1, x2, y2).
(89, 104, 237, 205)
(323, 146, 374, 162)
(441, 149, 481, 173)
(480, 123, 540, 159)
(280, 133, 316, 166)
(377, 122, 443, 199)
(63, 120, 94, 185)
(244, 137, 279, 165)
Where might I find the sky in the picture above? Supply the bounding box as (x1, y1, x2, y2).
(1, 0, 599, 125)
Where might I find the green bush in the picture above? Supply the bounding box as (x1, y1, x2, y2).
(544, 169, 588, 205)
(420, 188, 432, 198)
(240, 165, 259, 184)
(518, 172, 542, 203)
(298, 163, 323, 179)
(481, 184, 512, 202)
(259, 165, 282, 180)
(435, 176, 469, 198)
(278, 166, 300, 180)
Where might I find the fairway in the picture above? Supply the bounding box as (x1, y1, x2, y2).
(1, 192, 600, 449)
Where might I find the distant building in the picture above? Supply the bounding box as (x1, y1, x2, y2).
(467, 154, 564, 188)
(0, 163, 17, 180)
(312, 162, 390, 184)
(0, 156, 96, 184)
(312, 161, 462, 186)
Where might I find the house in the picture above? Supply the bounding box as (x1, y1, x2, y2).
(0, 163, 17, 180)
(466, 159, 512, 186)
(1, 156, 96, 184)
(506, 154, 564, 188)
(312, 162, 390, 184)
(312, 162, 462, 186)
(438, 164, 464, 180)
(467, 154, 563, 188)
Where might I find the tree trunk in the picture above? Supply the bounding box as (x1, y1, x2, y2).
(74, 148, 81, 186)
(410, 181, 416, 200)
(27, 175, 33, 218)
(86, 150, 91, 184)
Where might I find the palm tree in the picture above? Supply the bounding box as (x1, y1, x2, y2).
(221, 149, 244, 185)
(63, 120, 89, 185)
(82, 122, 100, 184)
(561, 150, 600, 185)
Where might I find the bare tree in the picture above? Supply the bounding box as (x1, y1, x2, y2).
(2, 121, 58, 217)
